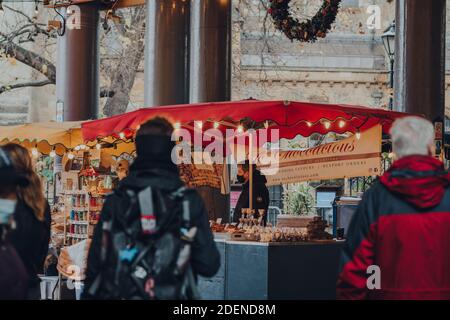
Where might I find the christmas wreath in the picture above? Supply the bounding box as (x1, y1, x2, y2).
(268, 0, 341, 42)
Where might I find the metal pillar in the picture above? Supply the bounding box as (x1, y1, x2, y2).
(57, 3, 99, 121)
(190, 0, 231, 102)
(394, 0, 446, 123)
(190, 0, 232, 222)
(144, 0, 190, 106)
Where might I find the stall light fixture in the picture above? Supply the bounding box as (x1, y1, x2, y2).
(74, 145, 80, 151)
(213, 121, 220, 129)
(195, 121, 203, 129)
(237, 125, 244, 133)
(174, 122, 181, 129)
(34, 0, 39, 16)
(264, 121, 269, 129)
(306, 121, 312, 127)
(355, 130, 361, 140)
(31, 147, 39, 158)
(323, 121, 331, 130)
(67, 152, 74, 160)
(96, 143, 102, 150)
(79, 144, 86, 150)
(49, 149, 56, 158)
(119, 132, 125, 140)
(338, 120, 346, 128)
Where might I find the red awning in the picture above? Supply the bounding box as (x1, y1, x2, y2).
(82, 100, 413, 142)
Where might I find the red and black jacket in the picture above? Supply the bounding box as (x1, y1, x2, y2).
(337, 155, 450, 300)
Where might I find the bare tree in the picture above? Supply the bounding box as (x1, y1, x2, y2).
(0, 4, 56, 93)
(101, 5, 146, 116)
(0, 3, 146, 116)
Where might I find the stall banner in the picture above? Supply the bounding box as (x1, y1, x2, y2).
(260, 125, 382, 186)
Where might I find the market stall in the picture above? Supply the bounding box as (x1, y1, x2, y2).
(80, 100, 412, 299)
(0, 100, 412, 299)
(0, 121, 135, 299)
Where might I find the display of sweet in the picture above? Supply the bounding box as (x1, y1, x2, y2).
(306, 216, 333, 241)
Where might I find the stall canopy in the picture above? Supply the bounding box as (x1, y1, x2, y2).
(0, 121, 134, 157)
(82, 100, 412, 142)
(0, 121, 84, 156)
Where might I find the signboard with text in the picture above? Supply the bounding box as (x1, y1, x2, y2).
(259, 125, 382, 186)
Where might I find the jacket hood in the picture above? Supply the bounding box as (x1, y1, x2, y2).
(380, 155, 450, 209)
(120, 169, 184, 191)
(122, 133, 182, 191)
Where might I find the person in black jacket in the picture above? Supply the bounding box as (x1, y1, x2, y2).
(83, 117, 220, 299)
(2, 144, 51, 300)
(233, 162, 270, 225)
(0, 147, 29, 300)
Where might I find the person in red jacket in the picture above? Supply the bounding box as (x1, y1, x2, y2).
(337, 116, 450, 300)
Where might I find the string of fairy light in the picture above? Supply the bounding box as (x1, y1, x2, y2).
(26, 116, 369, 160)
(0, 0, 43, 17)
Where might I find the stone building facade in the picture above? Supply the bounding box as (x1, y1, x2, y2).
(231, 0, 395, 108)
(1, 0, 450, 125)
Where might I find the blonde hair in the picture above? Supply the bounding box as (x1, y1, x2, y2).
(2, 143, 46, 221)
(390, 116, 435, 159)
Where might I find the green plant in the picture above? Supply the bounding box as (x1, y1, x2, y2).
(284, 183, 316, 216)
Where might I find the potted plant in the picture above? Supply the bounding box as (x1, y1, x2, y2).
(277, 183, 316, 228)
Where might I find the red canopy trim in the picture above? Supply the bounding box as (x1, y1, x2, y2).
(82, 100, 414, 143)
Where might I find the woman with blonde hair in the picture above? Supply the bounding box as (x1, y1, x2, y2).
(2, 143, 51, 300)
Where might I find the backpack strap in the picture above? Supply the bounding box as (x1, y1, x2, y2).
(86, 208, 114, 297)
(169, 187, 193, 237)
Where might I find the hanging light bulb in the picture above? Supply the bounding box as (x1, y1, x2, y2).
(306, 121, 312, 127)
(31, 147, 39, 158)
(34, 0, 39, 17)
(323, 121, 331, 130)
(174, 122, 181, 130)
(96, 143, 101, 150)
(74, 145, 81, 151)
(119, 132, 125, 140)
(213, 121, 220, 129)
(237, 125, 244, 133)
(338, 120, 346, 128)
(195, 121, 203, 129)
(79, 144, 86, 150)
(49, 149, 56, 158)
(67, 152, 75, 160)
(355, 130, 361, 140)
(264, 121, 269, 129)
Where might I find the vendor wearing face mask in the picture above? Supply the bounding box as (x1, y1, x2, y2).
(233, 161, 270, 225)
(0, 147, 29, 300)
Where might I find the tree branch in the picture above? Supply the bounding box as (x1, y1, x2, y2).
(0, 33, 57, 83)
(0, 80, 52, 94)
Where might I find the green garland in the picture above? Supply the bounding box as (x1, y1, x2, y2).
(268, 0, 341, 43)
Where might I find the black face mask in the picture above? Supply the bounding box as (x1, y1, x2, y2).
(237, 175, 245, 184)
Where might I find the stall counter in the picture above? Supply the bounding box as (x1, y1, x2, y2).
(198, 236, 344, 300)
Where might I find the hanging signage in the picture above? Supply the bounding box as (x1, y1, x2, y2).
(259, 125, 382, 186)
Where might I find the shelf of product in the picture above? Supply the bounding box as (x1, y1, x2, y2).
(63, 192, 104, 246)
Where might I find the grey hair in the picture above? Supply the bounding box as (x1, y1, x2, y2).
(390, 116, 434, 159)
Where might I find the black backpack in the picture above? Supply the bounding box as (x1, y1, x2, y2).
(87, 185, 200, 300)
